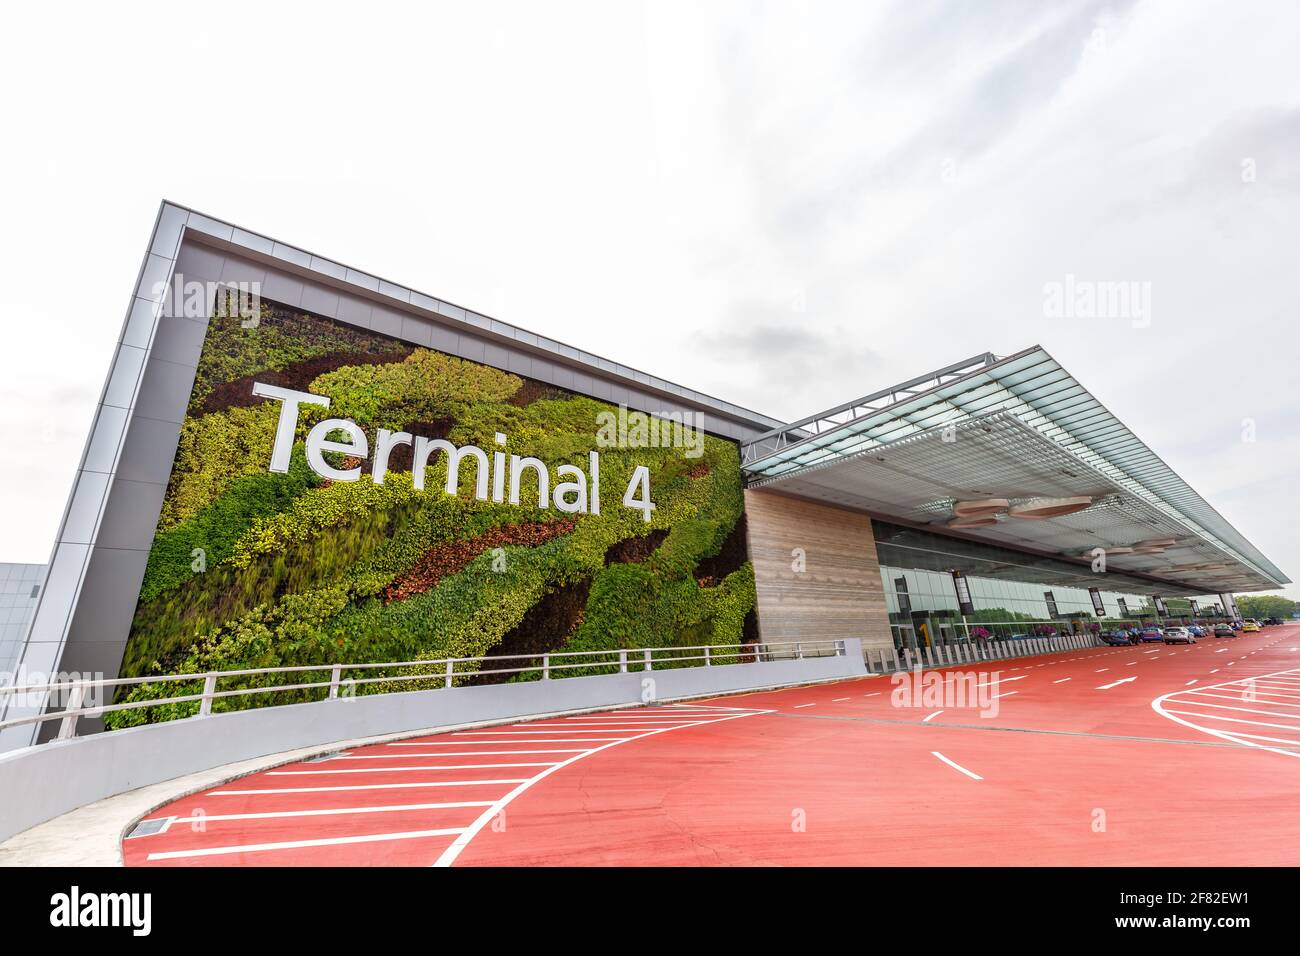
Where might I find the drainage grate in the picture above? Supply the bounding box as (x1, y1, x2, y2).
(304, 751, 347, 763)
(125, 817, 171, 838)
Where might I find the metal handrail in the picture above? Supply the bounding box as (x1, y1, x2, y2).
(0, 639, 846, 742)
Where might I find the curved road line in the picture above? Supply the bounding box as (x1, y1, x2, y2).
(1152, 666, 1300, 759)
(432, 705, 770, 867)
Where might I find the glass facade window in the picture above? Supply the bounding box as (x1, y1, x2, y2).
(0, 563, 46, 676)
(869, 520, 1218, 651)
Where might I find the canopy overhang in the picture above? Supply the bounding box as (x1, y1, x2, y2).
(742, 346, 1288, 596)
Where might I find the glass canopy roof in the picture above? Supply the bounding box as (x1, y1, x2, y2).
(742, 346, 1288, 595)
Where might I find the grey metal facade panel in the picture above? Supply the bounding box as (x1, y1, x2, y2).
(369, 305, 405, 338)
(300, 284, 341, 319)
(132, 357, 199, 426)
(230, 228, 274, 256)
(91, 479, 167, 552)
(173, 242, 225, 283)
(61, 548, 151, 648)
(113, 414, 184, 486)
(81, 406, 129, 475)
(336, 293, 373, 328)
(58, 473, 110, 547)
(400, 315, 435, 347)
(220, 255, 266, 288)
(101, 345, 147, 410)
(148, 315, 209, 368)
(12, 200, 785, 751)
(260, 271, 304, 308)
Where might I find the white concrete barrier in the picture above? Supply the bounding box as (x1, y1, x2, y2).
(0, 643, 864, 843)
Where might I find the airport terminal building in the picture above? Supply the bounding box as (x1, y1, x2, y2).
(0, 202, 1288, 749)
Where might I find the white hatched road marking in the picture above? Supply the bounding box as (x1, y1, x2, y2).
(147, 801, 494, 825)
(267, 762, 561, 775)
(335, 750, 587, 758)
(389, 738, 634, 745)
(161, 703, 773, 864)
(147, 827, 467, 861)
(1153, 666, 1300, 758)
(432, 704, 770, 867)
(213, 779, 533, 795)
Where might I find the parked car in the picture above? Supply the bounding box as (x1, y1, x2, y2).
(1186, 625, 1207, 638)
(1213, 624, 1236, 638)
(1100, 629, 1134, 646)
(1137, 626, 1165, 643)
(1265, 617, 1283, 626)
(1163, 626, 1195, 644)
(1242, 620, 1261, 633)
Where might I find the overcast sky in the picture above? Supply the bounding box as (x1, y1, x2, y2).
(1, 0, 1296, 599)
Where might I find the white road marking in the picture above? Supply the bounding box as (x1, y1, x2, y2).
(147, 827, 467, 861)
(267, 762, 561, 775)
(1185, 680, 1198, 686)
(1167, 701, 1300, 721)
(452, 729, 671, 735)
(1053, 678, 1071, 684)
(353, 749, 588, 757)
(832, 697, 851, 702)
(931, 752, 982, 780)
(433, 708, 770, 867)
(213, 779, 533, 795)
(794, 703, 816, 709)
(1153, 666, 1300, 758)
(391, 738, 632, 745)
(1165, 710, 1300, 733)
(923, 711, 943, 723)
(152, 801, 494, 825)
(1097, 677, 1138, 690)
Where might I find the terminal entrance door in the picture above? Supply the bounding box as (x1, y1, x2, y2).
(910, 611, 933, 647)
(896, 624, 919, 651)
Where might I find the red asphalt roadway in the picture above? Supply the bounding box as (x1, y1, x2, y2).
(123, 625, 1300, 867)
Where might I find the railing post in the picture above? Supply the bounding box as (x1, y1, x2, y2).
(57, 683, 87, 740)
(703, 646, 711, 667)
(618, 650, 628, 674)
(795, 642, 804, 660)
(542, 654, 551, 680)
(198, 674, 217, 716)
(444, 660, 454, 689)
(328, 664, 342, 700)
(643, 649, 653, 672)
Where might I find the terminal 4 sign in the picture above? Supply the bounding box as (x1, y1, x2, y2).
(254, 383, 657, 521)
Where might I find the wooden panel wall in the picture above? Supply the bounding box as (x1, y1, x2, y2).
(744, 489, 893, 650)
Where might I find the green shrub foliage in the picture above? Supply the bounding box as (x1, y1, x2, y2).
(111, 302, 754, 726)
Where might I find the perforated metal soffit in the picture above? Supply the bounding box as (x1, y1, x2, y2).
(742, 346, 1288, 595)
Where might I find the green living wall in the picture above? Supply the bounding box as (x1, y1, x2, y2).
(109, 301, 755, 726)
